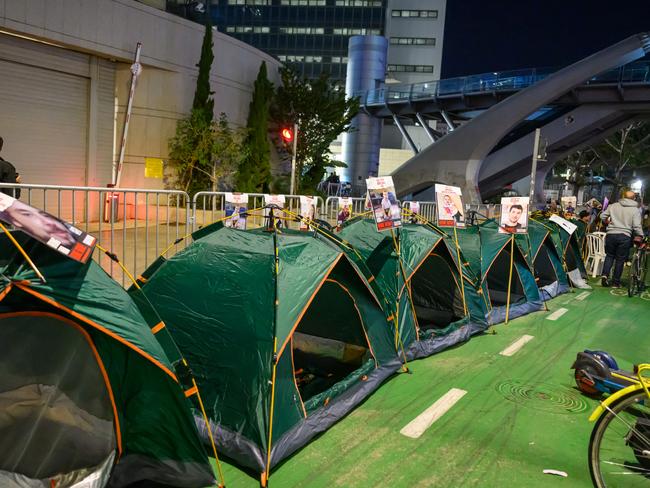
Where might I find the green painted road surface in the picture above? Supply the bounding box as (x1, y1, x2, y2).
(214, 284, 649, 487)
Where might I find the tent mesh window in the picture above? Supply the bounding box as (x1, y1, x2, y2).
(486, 248, 526, 306)
(292, 278, 373, 404)
(410, 245, 465, 330)
(0, 313, 116, 482)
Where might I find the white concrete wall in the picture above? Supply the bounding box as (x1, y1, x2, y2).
(385, 0, 446, 85)
(0, 0, 281, 189)
(378, 148, 412, 175)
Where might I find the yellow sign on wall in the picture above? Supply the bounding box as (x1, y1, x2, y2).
(144, 158, 164, 179)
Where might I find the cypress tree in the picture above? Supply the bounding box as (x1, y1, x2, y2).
(193, 22, 215, 124)
(236, 61, 274, 192)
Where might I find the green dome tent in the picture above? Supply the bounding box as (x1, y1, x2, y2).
(455, 221, 544, 324)
(136, 223, 401, 484)
(515, 219, 570, 299)
(537, 218, 591, 289)
(0, 233, 216, 487)
(336, 218, 490, 360)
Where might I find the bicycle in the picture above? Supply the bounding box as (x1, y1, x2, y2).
(588, 363, 650, 487)
(628, 237, 648, 297)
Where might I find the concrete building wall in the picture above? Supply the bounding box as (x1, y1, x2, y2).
(385, 0, 446, 85)
(0, 0, 280, 189)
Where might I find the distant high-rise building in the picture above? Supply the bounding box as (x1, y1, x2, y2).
(204, 0, 445, 82)
(385, 0, 446, 86)
(166, 0, 447, 184)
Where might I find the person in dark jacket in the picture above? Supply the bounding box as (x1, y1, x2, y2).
(600, 190, 644, 287)
(0, 137, 20, 198)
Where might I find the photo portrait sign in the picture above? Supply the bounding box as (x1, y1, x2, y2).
(561, 196, 577, 212)
(224, 192, 248, 230)
(435, 184, 465, 227)
(337, 197, 353, 227)
(366, 176, 401, 232)
(264, 194, 286, 227)
(499, 196, 530, 234)
(0, 193, 96, 263)
(299, 196, 317, 230)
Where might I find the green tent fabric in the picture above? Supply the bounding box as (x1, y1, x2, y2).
(0, 232, 215, 487)
(536, 218, 590, 288)
(136, 223, 400, 477)
(515, 219, 570, 299)
(336, 219, 490, 360)
(454, 221, 544, 324)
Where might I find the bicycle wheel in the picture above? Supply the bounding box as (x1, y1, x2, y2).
(589, 389, 650, 487)
(629, 253, 639, 297)
(640, 252, 648, 293)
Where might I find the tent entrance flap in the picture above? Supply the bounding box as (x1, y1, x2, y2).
(291, 279, 373, 404)
(487, 248, 526, 306)
(534, 245, 559, 287)
(0, 313, 116, 484)
(410, 250, 465, 330)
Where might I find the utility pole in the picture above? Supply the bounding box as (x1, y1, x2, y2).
(289, 123, 299, 195)
(113, 42, 142, 187)
(529, 128, 547, 203)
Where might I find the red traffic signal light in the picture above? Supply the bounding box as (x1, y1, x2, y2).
(280, 127, 294, 143)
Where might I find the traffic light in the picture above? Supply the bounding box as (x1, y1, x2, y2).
(280, 127, 294, 143)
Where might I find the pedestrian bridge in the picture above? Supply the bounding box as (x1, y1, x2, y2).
(355, 33, 650, 202)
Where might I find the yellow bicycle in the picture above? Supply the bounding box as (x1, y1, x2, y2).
(588, 363, 650, 486)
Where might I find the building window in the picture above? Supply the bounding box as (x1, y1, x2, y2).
(387, 64, 434, 73)
(331, 56, 349, 63)
(278, 55, 324, 63)
(335, 0, 383, 6)
(332, 27, 381, 35)
(229, 0, 270, 5)
(226, 26, 271, 33)
(390, 10, 438, 18)
(280, 0, 327, 5)
(279, 27, 325, 34)
(390, 37, 436, 46)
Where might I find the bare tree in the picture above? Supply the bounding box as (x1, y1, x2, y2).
(554, 148, 598, 196)
(589, 121, 650, 199)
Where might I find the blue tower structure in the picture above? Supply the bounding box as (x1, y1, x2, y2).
(341, 35, 388, 188)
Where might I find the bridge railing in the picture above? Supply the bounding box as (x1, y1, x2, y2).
(359, 61, 650, 107)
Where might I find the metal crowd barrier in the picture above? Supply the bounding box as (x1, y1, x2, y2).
(323, 196, 368, 223)
(192, 192, 325, 231)
(0, 181, 512, 289)
(400, 201, 502, 225)
(0, 183, 191, 287)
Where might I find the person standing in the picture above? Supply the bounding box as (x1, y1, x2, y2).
(0, 137, 21, 198)
(600, 190, 644, 288)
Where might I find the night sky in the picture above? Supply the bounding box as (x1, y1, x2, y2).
(442, 0, 650, 78)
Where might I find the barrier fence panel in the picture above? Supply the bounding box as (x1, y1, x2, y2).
(400, 201, 503, 225)
(324, 196, 368, 225)
(192, 192, 325, 231)
(0, 183, 191, 287)
(402, 201, 437, 222)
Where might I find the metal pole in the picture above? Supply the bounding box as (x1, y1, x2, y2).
(392, 115, 418, 154)
(415, 112, 438, 143)
(290, 123, 299, 195)
(529, 128, 541, 203)
(440, 110, 455, 132)
(114, 42, 143, 187)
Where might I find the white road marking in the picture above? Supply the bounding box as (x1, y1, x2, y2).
(574, 291, 591, 301)
(546, 307, 569, 321)
(400, 388, 467, 439)
(499, 334, 535, 357)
